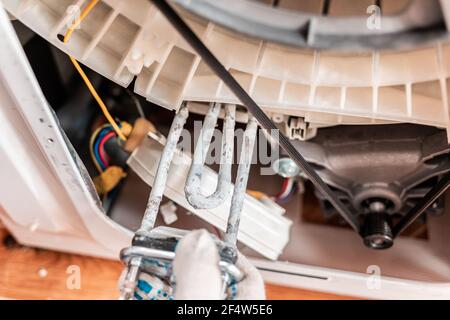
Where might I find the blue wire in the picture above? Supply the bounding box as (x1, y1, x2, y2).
(94, 126, 114, 170)
(92, 122, 121, 171)
(97, 126, 113, 139)
(94, 140, 105, 170)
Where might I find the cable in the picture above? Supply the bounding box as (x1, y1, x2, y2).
(63, 0, 127, 141)
(68, 56, 126, 141)
(94, 132, 108, 169)
(90, 125, 107, 172)
(274, 178, 297, 203)
(90, 124, 119, 171)
(98, 131, 117, 167)
(90, 124, 111, 172)
(275, 178, 293, 200)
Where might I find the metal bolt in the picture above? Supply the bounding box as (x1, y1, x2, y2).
(272, 158, 300, 178)
(362, 212, 394, 250)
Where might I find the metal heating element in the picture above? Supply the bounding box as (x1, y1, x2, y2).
(185, 103, 235, 210)
(120, 102, 257, 299)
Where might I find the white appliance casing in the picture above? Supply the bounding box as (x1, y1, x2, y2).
(0, 2, 450, 299)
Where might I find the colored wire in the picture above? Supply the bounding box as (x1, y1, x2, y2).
(91, 125, 117, 171)
(63, 0, 127, 141)
(275, 178, 289, 199)
(95, 128, 114, 167)
(89, 124, 111, 172)
(98, 131, 117, 167)
(90, 126, 108, 172)
(94, 134, 107, 169)
(275, 178, 296, 203)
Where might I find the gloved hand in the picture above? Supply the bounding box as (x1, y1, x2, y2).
(231, 251, 266, 300)
(132, 229, 265, 300)
(133, 272, 173, 300)
(173, 229, 266, 300)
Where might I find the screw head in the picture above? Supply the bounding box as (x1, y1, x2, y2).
(272, 158, 300, 178)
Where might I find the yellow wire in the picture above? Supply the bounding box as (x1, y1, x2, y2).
(63, 0, 99, 43)
(64, 0, 127, 141)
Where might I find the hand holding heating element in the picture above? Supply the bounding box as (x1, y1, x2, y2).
(134, 230, 265, 300)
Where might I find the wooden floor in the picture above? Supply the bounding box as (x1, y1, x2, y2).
(0, 228, 356, 300)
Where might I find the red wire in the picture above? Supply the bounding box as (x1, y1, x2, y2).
(275, 178, 289, 199)
(98, 131, 116, 168)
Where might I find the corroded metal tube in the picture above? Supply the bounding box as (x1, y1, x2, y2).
(137, 105, 189, 235)
(224, 117, 258, 246)
(185, 103, 236, 209)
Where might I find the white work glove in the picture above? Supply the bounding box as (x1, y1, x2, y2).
(173, 229, 266, 300)
(133, 272, 173, 300)
(131, 229, 265, 300)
